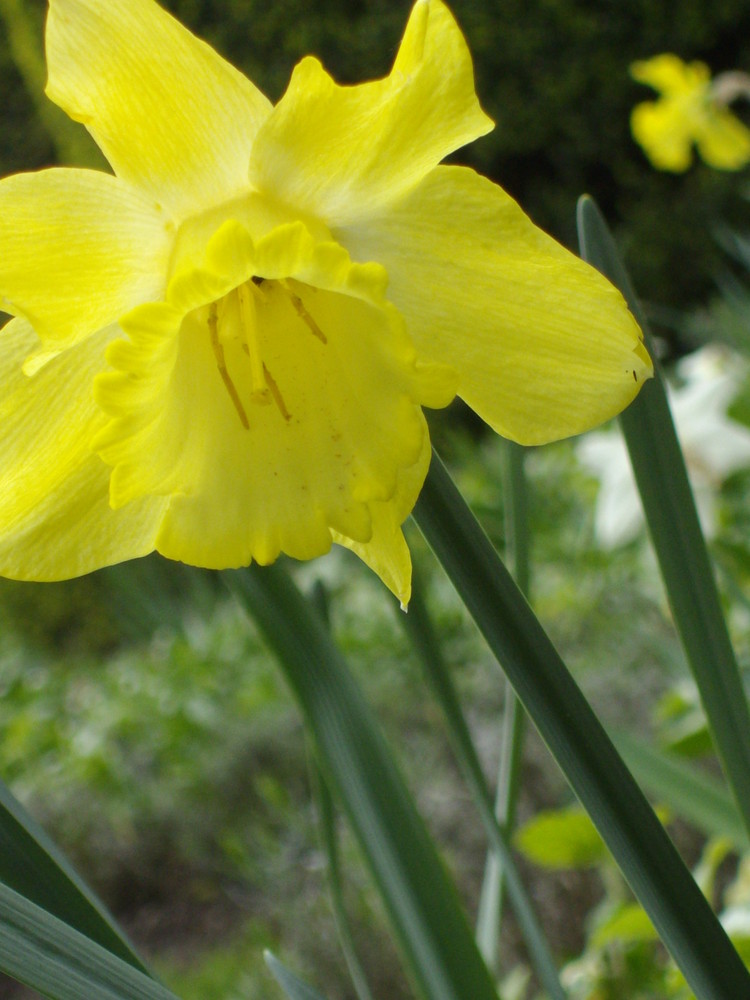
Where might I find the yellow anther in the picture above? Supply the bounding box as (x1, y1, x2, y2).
(208, 302, 250, 430)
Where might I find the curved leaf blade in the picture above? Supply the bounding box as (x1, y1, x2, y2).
(0, 881, 178, 1000)
(0, 778, 148, 972)
(577, 194, 750, 840)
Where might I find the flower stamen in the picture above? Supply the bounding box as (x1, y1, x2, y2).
(208, 301, 250, 430)
(280, 280, 327, 343)
(207, 278, 329, 428)
(208, 281, 294, 427)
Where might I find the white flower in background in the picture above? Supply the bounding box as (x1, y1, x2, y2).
(577, 344, 750, 548)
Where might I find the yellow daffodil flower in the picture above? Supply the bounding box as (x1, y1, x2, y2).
(0, 0, 650, 606)
(630, 54, 750, 172)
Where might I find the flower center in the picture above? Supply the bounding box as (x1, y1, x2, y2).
(207, 278, 327, 429)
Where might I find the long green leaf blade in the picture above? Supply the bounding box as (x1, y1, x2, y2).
(0, 882, 178, 1000)
(412, 451, 750, 999)
(0, 778, 148, 972)
(226, 565, 503, 1000)
(577, 195, 750, 838)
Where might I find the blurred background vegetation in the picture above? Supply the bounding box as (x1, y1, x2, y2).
(3, 1, 750, 998)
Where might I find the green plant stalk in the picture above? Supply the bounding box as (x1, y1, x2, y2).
(402, 579, 564, 1000)
(310, 759, 376, 1000)
(476, 441, 529, 971)
(0, 882, 177, 1000)
(577, 195, 750, 839)
(412, 450, 750, 999)
(226, 564, 503, 1000)
(476, 679, 526, 972)
(501, 441, 531, 598)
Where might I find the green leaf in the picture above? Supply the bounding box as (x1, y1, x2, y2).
(515, 807, 607, 870)
(226, 564, 503, 1000)
(591, 903, 659, 949)
(264, 951, 330, 1000)
(0, 776, 148, 972)
(577, 194, 750, 841)
(0, 881, 179, 1000)
(412, 449, 750, 999)
(655, 691, 714, 758)
(613, 731, 749, 849)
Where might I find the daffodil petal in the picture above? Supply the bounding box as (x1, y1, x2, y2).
(630, 55, 709, 96)
(339, 165, 651, 445)
(630, 101, 695, 172)
(0, 168, 171, 349)
(249, 0, 492, 227)
(46, 0, 272, 218)
(0, 317, 167, 580)
(696, 109, 750, 170)
(333, 438, 432, 608)
(94, 221, 450, 571)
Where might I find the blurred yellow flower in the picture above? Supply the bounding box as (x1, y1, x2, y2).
(0, 0, 650, 605)
(630, 54, 750, 172)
